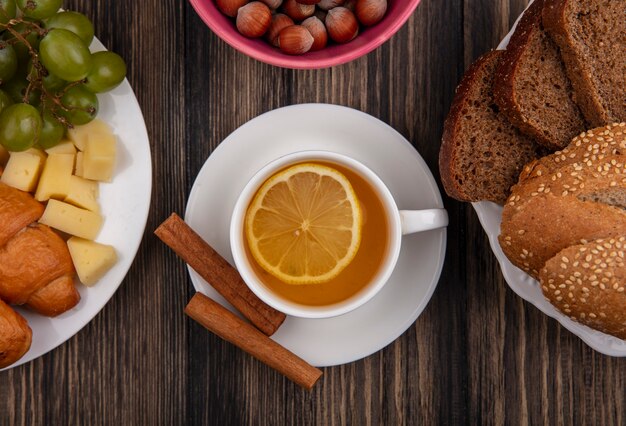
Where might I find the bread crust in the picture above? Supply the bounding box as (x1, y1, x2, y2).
(440, 51, 502, 202)
(543, 0, 626, 126)
(440, 51, 540, 204)
(500, 155, 626, 277)
(0, 298, 32, 369)
(0, 182, 44, 247)
(494, 0, 586, 149)
(540, 237, 626, 340)
(519, 122, 626, 181)
(0, 224, 75, 306)
(26, 275, 80, 317)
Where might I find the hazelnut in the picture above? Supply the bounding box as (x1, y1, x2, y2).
(325, 7, 358, 43)
(236, 2, 272, 38)
(259, 0, 283, 8)
(282, 0, 315, 21)
(215, 0, 249, 17)
(301, 17, 327, 51)
(317, 0, 344, 10)
(295, 0, 320, 4)
(313, 8, 327, 21)
(355, 0, 387, 26)
(278, 25, 314, 55)
(265, 13, 295, 47)
(343, 0, 356, 12)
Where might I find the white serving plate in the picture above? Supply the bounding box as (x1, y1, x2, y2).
(472, 0, 626, 357)
(1, 37, 152, 370)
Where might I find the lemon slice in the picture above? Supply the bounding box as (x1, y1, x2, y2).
(245, 163, 362, 285)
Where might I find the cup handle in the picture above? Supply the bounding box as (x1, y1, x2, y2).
(399, 209, 448, 235)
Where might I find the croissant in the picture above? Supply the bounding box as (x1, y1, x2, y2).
(0, 224, 76, 303)
(0, 181, 44, 246)
(0, 169, 81, 370)
(0, 298, 31, 369)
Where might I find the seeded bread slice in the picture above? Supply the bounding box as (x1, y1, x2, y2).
(520, 122, 626, 181)
(439, 51, 542, 204)
(540, 237, 626, 340)
(543, 0, 626, 126)
(494, 0, 586, 149)
(499, 155, 626, 277)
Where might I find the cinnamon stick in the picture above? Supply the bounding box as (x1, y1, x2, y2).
(185, 292, 322, 390)
(155, 213, 286, 336)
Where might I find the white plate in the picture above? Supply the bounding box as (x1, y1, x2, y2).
(185, 104, 447, 367)
(472, 1, 626, 357)
(1, 38, 153, 370)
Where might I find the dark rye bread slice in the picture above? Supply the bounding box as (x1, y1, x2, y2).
(439, 51, 542, 205)
(499, 155, 626, 277)
(494, 0, 586, 149)
(543, 0, 626, 126)
(520, 122, 626, 181)
(540, 237, 626, 340)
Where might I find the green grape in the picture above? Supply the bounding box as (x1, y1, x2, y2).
(0, 0, 17, 25)
(60, 84, 98, 125)
(3, 76, 40, 104)
(2, 76, 24, 101)
(38, 109, 63, 149)
(24, 58, 65, 92)
(0, 89, 13, 113)
(0, 43, 17, 84)
(5, 21, 42, 62)
(45, 11, 94, 46)
(84, 51, 126, 93)
(42, 71, 65, 92)
(16, 0, 62, 20)
(39, 28, 92, 82)
(0, 103, 42, 151)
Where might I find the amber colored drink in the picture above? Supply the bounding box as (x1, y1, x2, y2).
(243, 161, 389, 306)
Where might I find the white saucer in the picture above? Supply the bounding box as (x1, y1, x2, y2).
(185, 104, 446, 367)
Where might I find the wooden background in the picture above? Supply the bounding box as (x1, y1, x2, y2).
(1, 0, 625, 424)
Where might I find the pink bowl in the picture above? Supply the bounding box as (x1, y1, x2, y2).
(189, 0, 422, 69)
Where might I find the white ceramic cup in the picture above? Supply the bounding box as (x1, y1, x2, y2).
(230, 151, 448, 319)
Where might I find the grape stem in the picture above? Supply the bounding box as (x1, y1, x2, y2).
(0, 18, 92, 128)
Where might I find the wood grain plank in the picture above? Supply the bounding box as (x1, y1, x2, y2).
(182, 0, 466, 424)
(0, 0, 189, 424)
(463, 1, 626, 425)
(1, 0, 625, 424)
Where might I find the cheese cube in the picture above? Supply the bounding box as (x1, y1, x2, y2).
(67, 119, 112, 151)
(65, 175, 99, 213)
(75, 152, 84, 177)
(0, 145, 8, 166)
(67, 237, 117, 286)
(83, 133, 116, 182)
(1, 149, 46, 192)
(39, 199, 103, 240)
(45, 140, 77, 155)
(35, 153, 75, 201)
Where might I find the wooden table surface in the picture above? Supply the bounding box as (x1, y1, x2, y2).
(1, 0, 625, 424)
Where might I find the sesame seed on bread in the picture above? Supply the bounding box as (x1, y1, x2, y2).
(494, 0, 587, 149)
(520, 122, 626, 181)
(439, 51, 542, 205)
(543, 0, 626, 126)
(540, 237, 626, 340)
(499, 155, 626, 277)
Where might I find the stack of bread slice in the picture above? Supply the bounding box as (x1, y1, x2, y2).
(499, 123, 626, 339)
(439, 0, 626, 341)
(440, 0, 625, 204)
